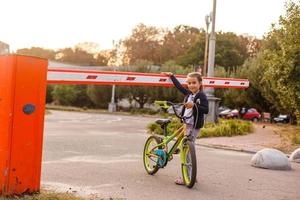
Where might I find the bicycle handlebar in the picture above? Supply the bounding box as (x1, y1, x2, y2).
(154, 101, 193, 120)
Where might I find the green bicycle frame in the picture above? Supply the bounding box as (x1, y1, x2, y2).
(149, 124, 188, 163)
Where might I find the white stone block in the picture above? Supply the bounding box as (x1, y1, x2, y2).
(251, 148, 291, 170)
(290, 148, 300, 163)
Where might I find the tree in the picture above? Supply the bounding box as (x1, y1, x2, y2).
(75, 42, 101, 54)
(177, 32, 251, 74)
(16, 47, 56, 59)
(52, 85, 78, 106)
(150, 60, 191, 103)
(87, 85, 112, 108)
(121, 24, 163, 65)
(117, 60, 157, 108)
(75, 42, 109, 66)
(46, 85, 54, 103)
(72, 85, 94, 108)
(258, 1, 300, 123)
(215, 62, 275, 113)
(161, 25, 201, 64)
(218, 1, 300, 124)
(55, 47, 96, 65)
(215, 32, 249, 73)
(176, 32, 206, 67)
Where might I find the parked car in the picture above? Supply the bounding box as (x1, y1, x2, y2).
(273, 114, 290, 124)
(226, 109, 239, 119)
(219, 107, 261, 121)
(242, 108, 261, 122)
(218, 106, 229, 113)
(219, 108, 232, 118)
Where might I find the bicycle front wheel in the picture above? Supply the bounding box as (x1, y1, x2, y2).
(181, 140, 197, 188)
(143, 136, 161, 175)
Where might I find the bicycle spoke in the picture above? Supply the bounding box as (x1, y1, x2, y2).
(146, 152, 158, 158)
(149, 156, 157, 163)
(183, 163, 192, 167)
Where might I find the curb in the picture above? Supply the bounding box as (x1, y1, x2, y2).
(196, 143, 293, 158)
(195, 143, 258, 154)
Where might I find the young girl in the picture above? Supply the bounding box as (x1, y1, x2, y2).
(163, 72, 209, 185)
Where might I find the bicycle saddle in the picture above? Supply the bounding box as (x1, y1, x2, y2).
(155, 119, 171, 125)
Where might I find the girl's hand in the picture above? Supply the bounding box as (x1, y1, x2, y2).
(161, 72, 173, 77)
(185, 102, 194, 109)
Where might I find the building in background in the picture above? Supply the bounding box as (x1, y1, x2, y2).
(0, 41, 10, 55)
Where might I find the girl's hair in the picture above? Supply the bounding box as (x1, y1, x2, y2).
(187, 72, 203, 91)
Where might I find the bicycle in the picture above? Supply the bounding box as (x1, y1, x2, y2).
(143, 101, 197, 188)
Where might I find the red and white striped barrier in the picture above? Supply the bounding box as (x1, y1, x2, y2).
(47, 63, 249, 89)
(47, 68, 249, 88)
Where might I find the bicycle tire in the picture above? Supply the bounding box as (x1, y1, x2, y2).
(181, 140, 197, 188)
(143, 136, 162, 175)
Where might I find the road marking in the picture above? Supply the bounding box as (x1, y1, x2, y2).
(43, 154, 142, 164)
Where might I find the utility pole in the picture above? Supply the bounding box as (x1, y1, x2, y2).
(205, 0, 220, 123)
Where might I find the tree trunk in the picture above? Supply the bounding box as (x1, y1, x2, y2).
(139, 102, 145, 109)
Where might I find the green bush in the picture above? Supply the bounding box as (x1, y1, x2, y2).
(147, 118, 181, 135)
(52, 85, 77, 106)
(146, 118, 254, 138)
(200, 119, 253, 138)
(147, 122, 163, 135)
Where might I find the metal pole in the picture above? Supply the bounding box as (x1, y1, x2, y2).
(203, 14, 211, 77)
(203, 32, 209, 77)
(207, 0, 217, 95)
(108, 66, 117, 112)
(111, 69, 116, 104)
(108, 41, 117, 112)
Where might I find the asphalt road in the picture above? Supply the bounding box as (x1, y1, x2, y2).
(42, 111, 300, 200)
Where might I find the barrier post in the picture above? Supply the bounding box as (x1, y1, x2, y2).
(0, 55, 47, 195)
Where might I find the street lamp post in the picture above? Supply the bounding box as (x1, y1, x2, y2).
(205, 0, 220, 123)
(207, 0, 217, 86)
(108, 41, 117, 112)
(108, 68, 117, 112)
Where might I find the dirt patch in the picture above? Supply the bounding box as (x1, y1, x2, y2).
(268, 124, 300, 154)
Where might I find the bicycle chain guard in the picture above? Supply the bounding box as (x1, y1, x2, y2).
(154, 149, 167, 167)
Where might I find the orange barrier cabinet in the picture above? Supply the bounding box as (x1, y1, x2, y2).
(0, 55, 47, 195)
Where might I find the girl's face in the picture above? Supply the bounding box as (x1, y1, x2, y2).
(186, 76, 201, 94)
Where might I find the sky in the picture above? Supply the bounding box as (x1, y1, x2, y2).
(0, 0, 287, 51)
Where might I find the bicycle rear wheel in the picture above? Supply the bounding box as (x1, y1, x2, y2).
(181, 140, 197, 188)
(143, 136, 161, 175)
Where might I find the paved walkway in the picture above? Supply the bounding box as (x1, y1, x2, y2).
(196, 124, 282, 154)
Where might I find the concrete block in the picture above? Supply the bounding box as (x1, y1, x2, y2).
(251, 148, 291, 170)
(290, 148, 300, 163)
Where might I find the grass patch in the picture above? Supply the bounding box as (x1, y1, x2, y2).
(0, 190, 125, 200)
(46, 104, 85, 112)
(147, 118, 254, 138)
(290, 126, 300, 145)
(46, 104, 161, 117)
(271, 124, 300, 153)
(147, 118, 182, 135)
(292, 133, 300, 144)
(0, 190, 85, 200)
